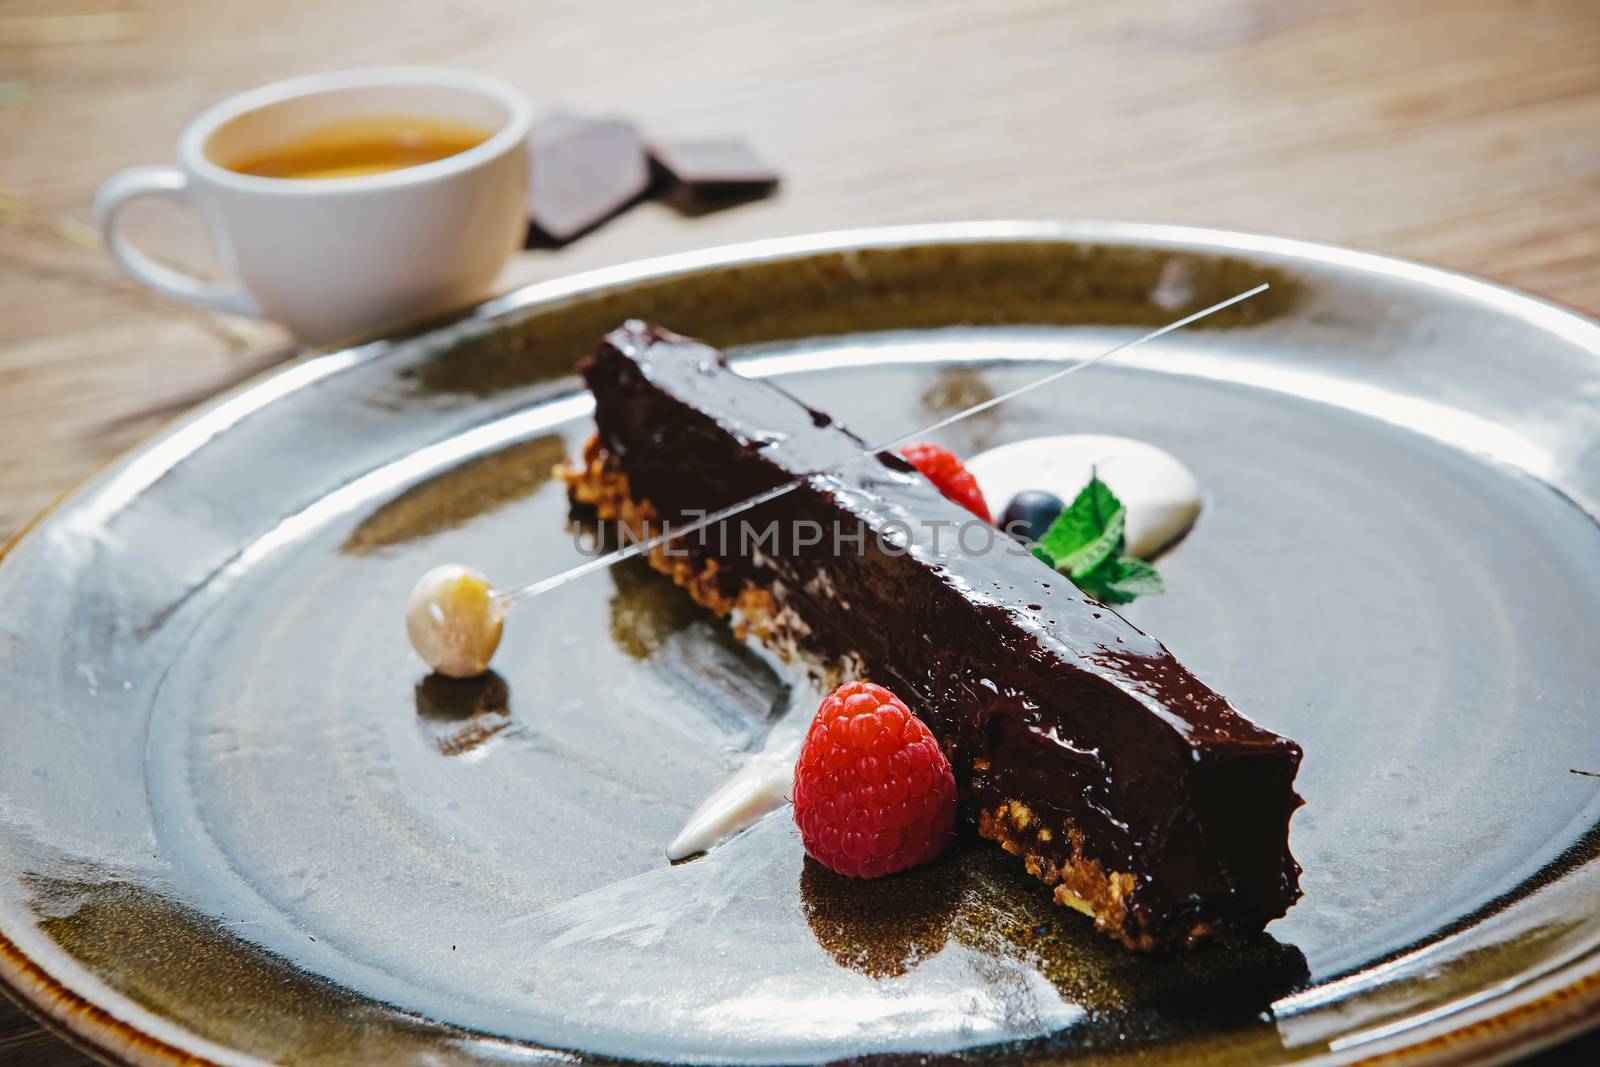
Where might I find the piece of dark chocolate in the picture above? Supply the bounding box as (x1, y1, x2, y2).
(649, 138, 780, 204)
(526, 114, 650, 245)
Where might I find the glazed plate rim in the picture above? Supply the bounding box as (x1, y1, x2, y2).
(3, 219, 1600, 1067)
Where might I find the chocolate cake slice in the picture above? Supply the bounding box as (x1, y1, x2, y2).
(560, 321, 1303, 951)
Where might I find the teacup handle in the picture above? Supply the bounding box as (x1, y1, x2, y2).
(95, 166, 262, 317)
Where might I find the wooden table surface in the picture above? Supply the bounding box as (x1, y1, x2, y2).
(2, 0, 1598, 1063)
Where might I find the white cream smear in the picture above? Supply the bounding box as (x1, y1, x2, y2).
(666, 697, 811, 860)
(665, 434, 1203, 861)
(667, 646, 822, 861)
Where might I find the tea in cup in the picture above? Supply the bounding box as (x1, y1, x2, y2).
(96, 67, 534, 344)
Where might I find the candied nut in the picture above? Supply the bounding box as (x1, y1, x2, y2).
(405, 564, 505, 678)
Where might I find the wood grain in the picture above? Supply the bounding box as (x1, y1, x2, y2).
(2, 0, 1598, 1062)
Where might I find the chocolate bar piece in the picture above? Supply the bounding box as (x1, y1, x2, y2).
(527, 114, 650, 245)
(650, 138, 780, 201)
(562, 322, 1303, 950)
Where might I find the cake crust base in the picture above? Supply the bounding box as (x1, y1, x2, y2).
(560, 435, 809, 662)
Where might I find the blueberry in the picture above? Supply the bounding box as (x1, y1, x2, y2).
(999, 491, 1065, 544)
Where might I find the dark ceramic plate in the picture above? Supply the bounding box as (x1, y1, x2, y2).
(3, 223, 1599, 1066)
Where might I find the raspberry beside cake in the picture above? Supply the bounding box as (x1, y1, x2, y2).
(559, 321, 1303, 951)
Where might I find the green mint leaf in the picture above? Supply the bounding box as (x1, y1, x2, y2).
(1061, 505, 1125, 578)
(1033, 470, 1166, 605)
(1072, 554, 1126, 604)
(1076, 554, 1166, 605)
(1103, 556, 1166, 599)
(1035, 472, 1124, 567)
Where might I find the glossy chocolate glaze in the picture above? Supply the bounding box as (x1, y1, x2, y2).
(581, 321, 1302, 946)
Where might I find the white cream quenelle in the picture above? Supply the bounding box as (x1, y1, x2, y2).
(965, 434, 1203, 559)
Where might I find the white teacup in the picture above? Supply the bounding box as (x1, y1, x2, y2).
(96, 67, 533, 344)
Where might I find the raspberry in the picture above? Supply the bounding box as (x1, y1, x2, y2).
(792, 681, 957, 878)
(898, 442, 992, 522)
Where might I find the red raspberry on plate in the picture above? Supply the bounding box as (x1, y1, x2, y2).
(898, 441, 992, 522)
(792, 680, 957, 878)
